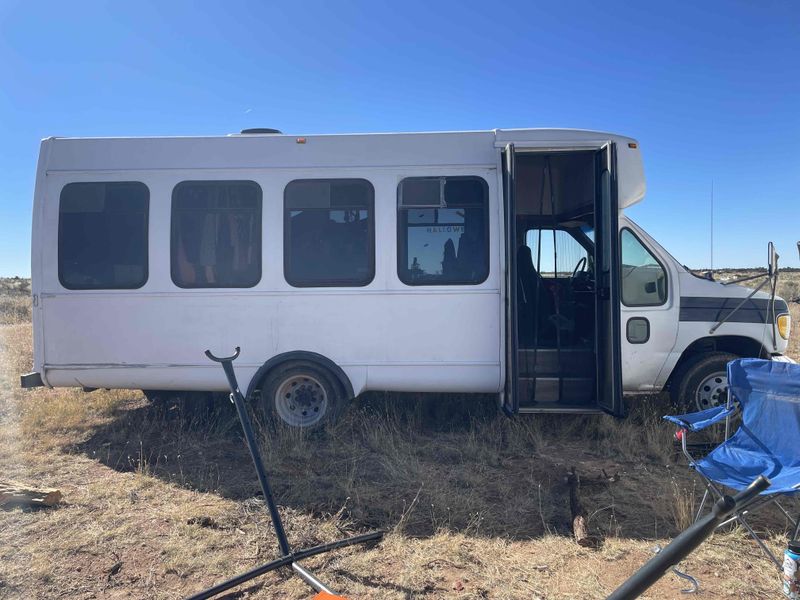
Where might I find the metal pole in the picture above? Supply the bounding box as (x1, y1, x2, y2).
(196, 348, 384, 600)
(207, 349, 291, 557)
(292, 562, 334, 594)
(710, 180, 713, 274)
(607, 476, 770, 600)
(546, 159, 563, 404)
(708, 278, 768, 334)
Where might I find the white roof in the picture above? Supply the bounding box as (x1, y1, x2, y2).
(40, 128, 646, 208)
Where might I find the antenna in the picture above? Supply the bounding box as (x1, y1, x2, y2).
(710, 180, 714, 273)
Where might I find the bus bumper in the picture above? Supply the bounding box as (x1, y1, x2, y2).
(771, 354, 797, 364)
(20, 372, 44, 388)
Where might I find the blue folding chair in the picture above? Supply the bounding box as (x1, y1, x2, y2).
(665, 358, 800, 569)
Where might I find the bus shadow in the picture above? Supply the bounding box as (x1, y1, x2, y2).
(72, 391, 711, 542)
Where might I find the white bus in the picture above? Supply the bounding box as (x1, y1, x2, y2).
(21, 128, 792, 427)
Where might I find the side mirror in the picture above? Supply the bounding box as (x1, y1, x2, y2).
(645, 281, 656, 294)
(796, 241, 799, 261)
(768, 242, 779, 276)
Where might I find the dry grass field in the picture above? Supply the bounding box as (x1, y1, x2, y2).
(1, 273, 798, 599)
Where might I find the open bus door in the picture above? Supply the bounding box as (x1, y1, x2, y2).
(502, 144, 519, 415)
(596, 143, 624, 416)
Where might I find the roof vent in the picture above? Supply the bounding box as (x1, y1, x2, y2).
(240, 128, 282, 135)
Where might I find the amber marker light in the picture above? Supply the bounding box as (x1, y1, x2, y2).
(778, 313, 791, 340)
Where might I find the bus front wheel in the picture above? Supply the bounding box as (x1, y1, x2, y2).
(669, 352, 738, 412)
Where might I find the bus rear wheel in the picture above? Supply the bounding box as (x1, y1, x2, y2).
(670, 352, 738, 412)
(256, 361, 344, 429)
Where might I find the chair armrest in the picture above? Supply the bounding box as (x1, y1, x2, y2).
(663, 404, 736, 432)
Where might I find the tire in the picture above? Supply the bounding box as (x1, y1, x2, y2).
(669, 352, 738, 412)
(255, 361, 345, 429)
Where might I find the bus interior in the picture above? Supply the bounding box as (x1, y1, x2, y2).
(514, 151, 603, 410)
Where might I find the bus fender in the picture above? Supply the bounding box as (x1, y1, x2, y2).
(245, 351, 355, 401)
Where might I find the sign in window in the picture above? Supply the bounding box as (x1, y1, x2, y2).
(397, 177, 488, 285)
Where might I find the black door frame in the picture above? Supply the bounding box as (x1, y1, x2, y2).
(502, 143, 623, 416)
(595, 143, 624, 416)
(501, 144, 518, 415)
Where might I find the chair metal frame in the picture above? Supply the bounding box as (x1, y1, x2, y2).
(677, 419, 800, 569)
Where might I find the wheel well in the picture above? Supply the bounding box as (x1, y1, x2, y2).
(666, 335, 767, 389)
(246, 351, 354, 401)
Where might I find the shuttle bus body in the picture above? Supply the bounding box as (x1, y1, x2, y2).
(23, 129, 792, 426)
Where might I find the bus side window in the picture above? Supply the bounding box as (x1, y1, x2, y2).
(397, 176, 489, 285)
(58, 181, 149, 290)
(284, 179, 375, 287)
(620, 228, 667, 306)
(171, 181, 262, 288)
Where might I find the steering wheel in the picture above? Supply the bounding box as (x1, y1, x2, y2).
(570, 256, 594, 291)
(571, 256, 587, 279)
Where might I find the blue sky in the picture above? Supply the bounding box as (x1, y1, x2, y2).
(1, 0, 798, 276)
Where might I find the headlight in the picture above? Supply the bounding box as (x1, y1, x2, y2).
(777, 313, 791, 340)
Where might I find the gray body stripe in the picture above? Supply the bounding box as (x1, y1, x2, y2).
(679, 296, 789, 324)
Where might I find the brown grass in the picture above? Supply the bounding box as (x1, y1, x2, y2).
(788, 303, 800, 362)
(0, 277, 31, 326)
(1, 275, 798, 599)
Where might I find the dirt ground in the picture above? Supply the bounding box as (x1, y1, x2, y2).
(1, 274, 798, 599)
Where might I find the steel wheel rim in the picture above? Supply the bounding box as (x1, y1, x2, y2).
(274, 374, 328, 427)
(695, 371, 728, 411)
